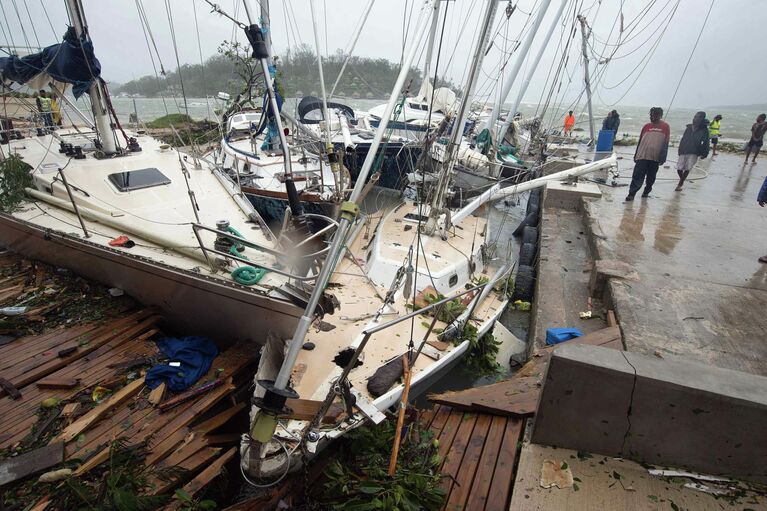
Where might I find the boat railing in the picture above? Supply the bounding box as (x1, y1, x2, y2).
(191, 218, 338, 282)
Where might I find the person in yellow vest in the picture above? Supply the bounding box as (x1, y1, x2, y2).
(709, 114, 722, 156)
(38, 90, 53, 128)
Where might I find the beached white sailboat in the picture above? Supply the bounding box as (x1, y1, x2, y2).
(0, 0, 342, 344)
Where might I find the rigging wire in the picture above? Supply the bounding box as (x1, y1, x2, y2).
(408, 0, 451, 345)
(10, 0, 32, 50)
(164, 0, 190, 117)
(666, 0, 714, 114)
(21, 0, 41, 48)
(39, 0, 57, 40)
(0, 1, 19, 52)
(134, 0, 169, 116)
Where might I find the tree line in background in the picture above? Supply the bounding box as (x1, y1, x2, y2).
(114, 43, 456, 100)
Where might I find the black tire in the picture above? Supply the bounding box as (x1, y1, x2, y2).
(512, 211, 538, 237)
(522, 225, 538, 245)
(519, 242, 536, 266)
(512, 264, 535, 301)
(526, 190, 541, 215)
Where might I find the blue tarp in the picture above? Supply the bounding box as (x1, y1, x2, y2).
(145, 336, 219, 392)
(545, 327, 584, 346)
(0, 27, 100, 98)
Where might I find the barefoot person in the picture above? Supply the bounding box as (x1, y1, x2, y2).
(675, 111, 710, 191)
(759, 175, 767, 263)
(745, 114, 767, 164)
(709, 114, 722, 156)
(626, 107, 670, 201)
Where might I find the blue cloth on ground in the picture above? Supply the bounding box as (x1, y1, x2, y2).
(145, 336, 219, 392)
(545, 327, 584, 345)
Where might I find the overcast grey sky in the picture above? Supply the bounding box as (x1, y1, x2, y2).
(4, 0, 766, 109)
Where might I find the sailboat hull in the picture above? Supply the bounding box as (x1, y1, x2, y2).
(0, 213, 303, 346)
(243, 190, 339, 225)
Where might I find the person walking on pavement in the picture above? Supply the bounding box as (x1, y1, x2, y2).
(626, 107, 670, 201)
(675, 111, 709, 191)
(602, 110, 620, 134)
(745, 114, 767, 164)
(564, 110, 575, 137)
(759, 175, 767, 263)
(709, 114, 722, 156)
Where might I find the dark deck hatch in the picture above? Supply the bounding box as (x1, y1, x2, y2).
(108, 168, 171, 192)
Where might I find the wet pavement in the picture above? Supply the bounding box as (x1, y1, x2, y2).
(587, 148, 767, 376)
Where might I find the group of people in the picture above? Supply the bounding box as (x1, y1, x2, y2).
(34, 90, 62, 128)
(562, 109, 622, 137)
(627, 109, 767, 200)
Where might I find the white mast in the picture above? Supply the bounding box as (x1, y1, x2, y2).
(578, 14, 595, 145)
(309, 0, 342, 195)
(420, 0, 442, 95)
(259, 0, 273, 58)
(498, 0, 567, 144)
(482, 0, 552, 136)
(267, 0, 436, 399)
(65, 0, 117, 154)
(426, 0, 499, 234)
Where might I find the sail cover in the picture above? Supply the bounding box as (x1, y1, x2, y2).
(0, 27, 101, 98)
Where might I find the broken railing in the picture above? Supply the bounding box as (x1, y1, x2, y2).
(303, 281, 491, 437)
(191, 218, 338, 282)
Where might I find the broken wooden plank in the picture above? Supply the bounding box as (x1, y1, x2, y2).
(171, 447, 236, 504)
(429, 376, 541, 418)
(606, 310, 617, 327)
(56, 377, 145, 443)
(158, 379, 224, 413)
(107, 356, 153, 371)
(192, 402, 245, 433)
(73, 447, 109, 476)
(148, 383, 166, 406)
(204, 433, 240, 446)
(0, 442, 63, 486)
(0, 377, 21, 400)
(36, 377, 79, 389)
(61, 402, 80, 423)
(56, 346, 78, 358)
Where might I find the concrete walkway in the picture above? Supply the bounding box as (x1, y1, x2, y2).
(586, 149, 767, 376)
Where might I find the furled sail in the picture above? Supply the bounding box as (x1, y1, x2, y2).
(0, 27, 100, 98)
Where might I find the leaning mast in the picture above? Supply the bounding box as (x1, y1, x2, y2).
(64, 0, 117, 154)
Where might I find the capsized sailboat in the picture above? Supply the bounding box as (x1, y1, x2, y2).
(0, 0, 341, 344)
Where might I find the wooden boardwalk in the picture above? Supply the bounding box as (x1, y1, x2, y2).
(423, 404, 524, 511)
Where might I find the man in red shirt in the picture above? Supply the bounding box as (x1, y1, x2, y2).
(626, 107, 671, 201)
(563, 111, 575, 136)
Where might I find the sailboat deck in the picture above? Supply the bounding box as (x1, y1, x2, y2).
(292, 204, 507, 403)
(7, 130, 285, 288)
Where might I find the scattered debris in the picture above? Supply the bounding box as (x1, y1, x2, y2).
(540, 459, 574, 489)
(647, 468, 730, 483)
(0, 442, 64, 486)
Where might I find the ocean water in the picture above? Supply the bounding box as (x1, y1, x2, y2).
(107, 96, 763, 143)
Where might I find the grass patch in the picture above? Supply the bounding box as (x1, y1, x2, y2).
(145, 113, 195, 129)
